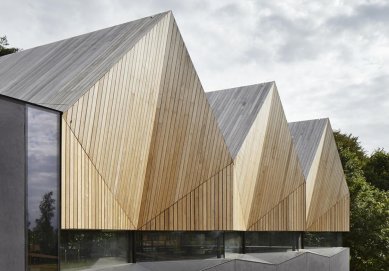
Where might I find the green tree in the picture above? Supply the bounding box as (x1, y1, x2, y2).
(0, 36, 19, 56)
(334, 132, 389, 271)
(364, 149, 389, 191)
(31, 191, 57, 255)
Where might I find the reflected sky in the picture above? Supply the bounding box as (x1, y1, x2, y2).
(27, 106, 59, 230)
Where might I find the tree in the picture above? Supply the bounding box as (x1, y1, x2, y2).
(333, 132, 367, 165)
(364, 149, 389, 191)
(0, 36, 19, 57)
(31, 191, 57, 255)
(334, 132, 389, 271)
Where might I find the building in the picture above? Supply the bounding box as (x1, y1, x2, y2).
(0, 11, 349, 271)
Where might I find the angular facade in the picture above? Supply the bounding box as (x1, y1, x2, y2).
(0, 11, 349, 271)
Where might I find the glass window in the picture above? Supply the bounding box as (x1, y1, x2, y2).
(303, 232, 343, 248)
(245, 232, 296, 253)
(225, 232, 243, 254)
(27, 106, 60, 271)
(60, 231, 129, 270)
(136, 231, 222, 262)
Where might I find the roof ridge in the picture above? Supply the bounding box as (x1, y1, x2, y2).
(0, 11, 170, 57)
(207, 81, 274, 94)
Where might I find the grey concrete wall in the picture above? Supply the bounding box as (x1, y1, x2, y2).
(278, 253, 307, 271)
(205, 260, 235, 271)
(330, 248, 350, 271)
(76, 248, 350, 271)
(0, 96, 26, 271)
(307, 253, 330, 270)
(235, 260, 276, 271)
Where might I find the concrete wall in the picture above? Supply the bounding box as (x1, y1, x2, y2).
(84, 248, 350, 271)
(0, 96, 26, 271)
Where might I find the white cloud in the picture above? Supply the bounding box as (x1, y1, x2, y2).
(1, 0, 388, 153)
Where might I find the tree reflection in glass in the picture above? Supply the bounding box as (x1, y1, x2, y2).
(27, 106, 59, 271)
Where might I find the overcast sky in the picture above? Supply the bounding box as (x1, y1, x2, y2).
(1, 0, 388, 153)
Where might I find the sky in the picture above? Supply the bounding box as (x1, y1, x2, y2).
(28, 107, 59, 229)
(1, 0, 388, 153)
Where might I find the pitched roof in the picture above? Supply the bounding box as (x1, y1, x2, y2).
(206, 82, 273, 158)
(288, 118, 328, 178)
(0, 11, 168, 112)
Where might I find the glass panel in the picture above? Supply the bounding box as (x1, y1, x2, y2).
(27, 106, 60, 271)
(304, 232, 343, 248)
(136, 231, 220, 262)
(245, 232, 295, 253)
(60, 231, 129, 270)
(225, 232, 243, 254)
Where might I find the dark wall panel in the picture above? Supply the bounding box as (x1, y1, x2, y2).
(0, 96, 26, 270)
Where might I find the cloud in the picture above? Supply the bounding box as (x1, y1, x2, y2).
(327, 2, 389, 30)
(27, 106, 59, 228)
(0, 0, 388, 153)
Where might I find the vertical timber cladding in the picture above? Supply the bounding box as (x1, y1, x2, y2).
(62, 12, 234, 231)
(235, 85, 306, 231)
(306, 121, 350, 231)
(60, 11, 348, 232)
(138, 14, 233, 230)
(62, 14, 172, 229)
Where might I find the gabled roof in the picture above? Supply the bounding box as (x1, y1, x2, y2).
(0, 11, 168, 112)
(288, 118, 328, 178)
(206, 82, 273, 158)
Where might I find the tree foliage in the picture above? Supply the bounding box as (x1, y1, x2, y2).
(334, 131, 389, 271)
(0, 36, 19, 57)
(364, 149, 389, 191)
(30, 191, 57, 255)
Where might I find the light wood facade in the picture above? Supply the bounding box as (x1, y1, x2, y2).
(305, 121, 350, 231)
(55, 12, 349, 231)
(232, 86, 306, 231)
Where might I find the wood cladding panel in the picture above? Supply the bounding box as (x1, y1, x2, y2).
(139, 164, 234, 231)
(307, 194, 349, 231)
(233, 87, 273, 230)
(62, 15, 171, 228)
(62, 13, 233, 230)
(60, 11, 348, 232)
(248, 184, 306, 231)
(61, 122, 134, 229)
(304, 124, 326, 216)
(234, 85, 305, 230)
(306, 121, 350, 231)
(138, 15, 232, 226)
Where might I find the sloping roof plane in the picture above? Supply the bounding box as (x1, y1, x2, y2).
(0, 12, 168, 112)
(206, 82, 273, 158)
(289, 119, 328, 178)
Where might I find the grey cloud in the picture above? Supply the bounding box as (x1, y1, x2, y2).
(1, 0, 388, 153)
(254, 13, 326, 63)
(327, 3, 389, 30)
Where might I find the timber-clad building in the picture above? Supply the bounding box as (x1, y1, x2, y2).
(0, 11, 349, 271)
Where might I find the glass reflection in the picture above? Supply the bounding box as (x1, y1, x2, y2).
(245, 232, 296, 253)
(303, 232, 343, 248)
(225, 232, 243, 253)
(27, 106, 59, 271)
(60, 231, 129, 270)
(136, 231, 221, 262)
